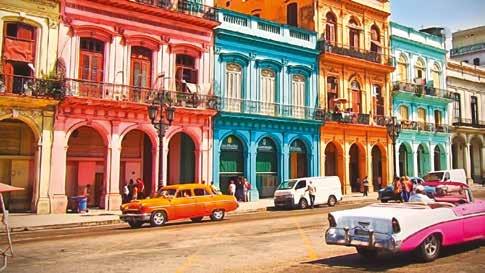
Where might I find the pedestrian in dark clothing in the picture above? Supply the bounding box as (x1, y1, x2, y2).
(235, 177, 244, 201)
(362, 176, 369, 196)
(128, 179, 135, 201)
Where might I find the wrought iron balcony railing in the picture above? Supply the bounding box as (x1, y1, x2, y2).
(399, 120, 450, 133)
(133, 0, 217, 21)
(452, 117, 485, 128)
(318, 40, 393, 66)
(0, 74, 66, 100)
(392, 81, 453, 99)
(64, 78, 218, 110)
(317, 111, 390, 126)
(219, 97, 320, 120)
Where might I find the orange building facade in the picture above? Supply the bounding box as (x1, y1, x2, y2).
(217, 0, 394, 193)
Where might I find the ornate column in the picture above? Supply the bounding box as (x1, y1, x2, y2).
(465, 143, 472, 183)
(366, 143, 374, 192)
(36, 111, 55, 214)
(412, 144, 419, 177)
(429, 143, 435, 172)
(106, 122, 122, 211)
(49, 120, 68, 214)
(343, 142, 351, 194)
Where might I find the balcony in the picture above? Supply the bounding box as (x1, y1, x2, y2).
(453, 118, 485, 129)
(0, 74, 65, 100)
(64, 78, 218, 110)
(219, 98, 320, 121)
(132, 0, 217, 21)
(451, 43, 485, 57)
(392, 81, 453, 99)
(400, 120, 450, 133)
(318, 41, 393, 66)
(218, 9, 317, 49)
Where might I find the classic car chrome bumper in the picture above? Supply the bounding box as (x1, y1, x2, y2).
(325, 227, 401, 252)
(120, 213, 151, 222)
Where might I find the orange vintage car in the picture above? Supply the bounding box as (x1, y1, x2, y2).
(120, 183, 238, 228)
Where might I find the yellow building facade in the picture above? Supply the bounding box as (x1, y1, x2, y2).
(0, 0, 61, 213)
(217, 0, 394, 193)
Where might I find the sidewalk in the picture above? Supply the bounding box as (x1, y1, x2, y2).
(8, 184, 485, 232)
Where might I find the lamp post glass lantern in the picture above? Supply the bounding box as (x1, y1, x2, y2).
(148, 94, 175, 190)
(386, 116, 401, 178)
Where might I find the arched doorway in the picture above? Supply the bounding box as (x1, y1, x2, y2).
(349, 143, 365, 192)
(417, 144, 430, 177)
(399, 143, 413, 176)
(452, 136, 466, 170)
(433, 145, 446, 171)
(470, 137, 483, 182)
(371, 145, 385, 191)
(256, 137, 278, 198)
(219, 135, 245, 194)
(120, 130, 154, 197)
(289, 139, 308, 179)
(66, 126, 106, 208)
(324, 142, 344, 191)
(0, 119, 36, 212)
(168, 132, 195, 185)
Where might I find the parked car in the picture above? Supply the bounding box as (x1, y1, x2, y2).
(274, 176, 342, 209)
(120, 184, 238, 228)
(377, 177, 424, 203)
(423, 169, 467, 184)
(325, 182, 485, 262)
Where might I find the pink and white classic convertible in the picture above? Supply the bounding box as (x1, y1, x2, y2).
(325, 182, 485, 262)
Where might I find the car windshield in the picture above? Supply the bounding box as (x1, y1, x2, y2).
(157, 188, 177, 198)
(423, 172, 444, 181)
(278, 180, 297, 190)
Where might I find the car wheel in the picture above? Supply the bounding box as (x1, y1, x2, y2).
(417, 234, 441, 262)
(128, 220, 143, 229)
(210, 209, 225, 221)
(150, 211, 167, 227)
(327, 195, 337, 207)
(356, 247, 378, 259)
(381, 199, 388, 203)
(299, 198, 308, 209)
(191, 217, 203, 223)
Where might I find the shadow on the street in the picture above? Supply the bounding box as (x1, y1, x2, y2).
(115, 218, 231, 230)
(304, 241, 483, 271)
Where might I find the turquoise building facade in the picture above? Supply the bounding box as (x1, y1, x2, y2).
(213, 9, 321, 200)
(390, 22, 452, 178)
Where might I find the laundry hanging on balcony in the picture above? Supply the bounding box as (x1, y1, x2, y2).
(3, 38, 35, 63)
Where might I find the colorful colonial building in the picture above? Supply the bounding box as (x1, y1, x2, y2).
(390, 23, 452, 178)
(50, 0, 219, 213)
(213, 9, 321, 200)
(0, 0, 62, 213)
(448, 60, 485, 184)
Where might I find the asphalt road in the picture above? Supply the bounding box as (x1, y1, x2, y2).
(5, 194, 485, 273)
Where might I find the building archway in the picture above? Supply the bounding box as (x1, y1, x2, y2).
(349, 143, 366, 192)
(324, 141, 344, 191)
(417, 144, 430, 177)
(433, 145, 446, 171)
(167, 132, 195, 185)
(0, 119, 37, 212)
(398, 143, 413, 176)
(66, 126, 107, 208)
(470, 136, 483, 182)
(371, 144, 387, 191)
(219, 135, 245, 194)
(289, 139, 308, 179)
(120, 129, 154, 198)
(256, 137, 278, 198)
(452, 136, 466, 170)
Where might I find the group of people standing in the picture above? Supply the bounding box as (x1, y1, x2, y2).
(122, 178, 145, 204)
(227, 177, 251, 202)
(392, 176, 433, 203)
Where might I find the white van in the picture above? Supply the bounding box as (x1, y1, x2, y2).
(423, 169, 467, 184)
(273, 176, 343, 209)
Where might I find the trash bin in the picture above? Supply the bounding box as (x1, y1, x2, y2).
(67, 196, 88, 213)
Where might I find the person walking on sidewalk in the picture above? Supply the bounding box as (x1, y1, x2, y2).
(306, 181, 316, 209)
(362, 176, 369, 197)
(228, 180, 236, 196)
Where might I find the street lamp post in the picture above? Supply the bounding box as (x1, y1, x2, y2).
(386, 116, 401, 178)
(148, 92, 175, 190)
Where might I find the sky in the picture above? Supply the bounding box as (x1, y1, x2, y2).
(391, 0, 485, 48)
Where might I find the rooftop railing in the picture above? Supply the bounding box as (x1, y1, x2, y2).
(132, 0, 217, 21)
(0, 74, 65, 100)
(318, 41, 394, 66)
(450, 42, 485, 57)
(392, 81, 453, 99)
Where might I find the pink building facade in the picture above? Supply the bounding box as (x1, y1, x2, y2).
(50, 0, 218, 213)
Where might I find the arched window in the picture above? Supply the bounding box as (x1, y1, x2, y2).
(349, 18, 360, 50)
(176, 54, 197, 84)
(79, 38, 104, 82)
(327, 76, 338, 110)
(397, 54, 408, 82)
(399, 105, 409, 121)
(373, 84, 384, 115)
(325, 12, 337, 45)
(287, 3, 298, 27)
(350, 80, 362, 113)
(131, 46, 152, 89)
(292, 74, 305, 117)
(415, 58, 426, 82)
(417, 108, 427, 128)
(370, 25, 381, 53)
(225, 63, 242, 99)
(434, 110, 442, 126)
(260, 69, 276, 115)
(431, 62, 441, 89)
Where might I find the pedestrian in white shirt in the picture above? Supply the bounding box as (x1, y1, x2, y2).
(228, 180, 236, 196)
(409, 185, 434, 203)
